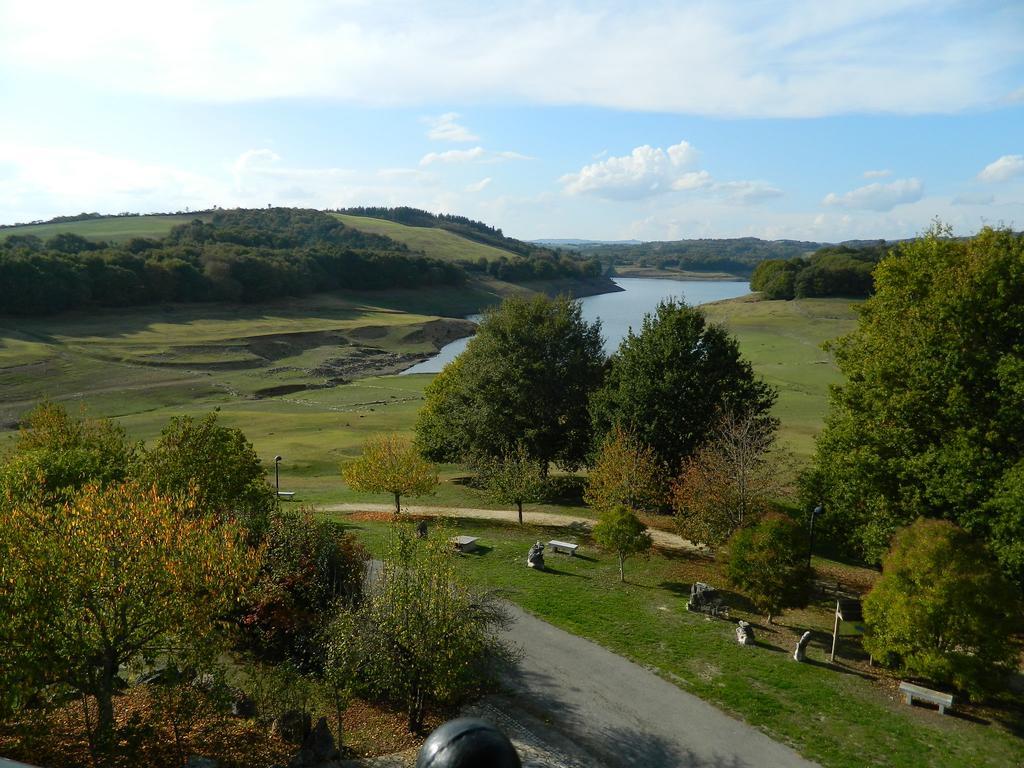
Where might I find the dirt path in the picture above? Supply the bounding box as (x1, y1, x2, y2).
(318, 502, 703, 552)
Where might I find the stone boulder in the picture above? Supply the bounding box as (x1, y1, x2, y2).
(289, 717, 340, 767)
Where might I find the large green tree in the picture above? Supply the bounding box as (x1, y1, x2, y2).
(415, 294, 604, 473)
(590, 299, 776, 472)
(0, 403, 137, 507)
(137, 412, 276, 534)
(808, 226, 1024, 581)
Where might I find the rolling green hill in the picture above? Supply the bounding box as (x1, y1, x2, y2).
(2, 212, 524, 263)
(332, 213, 521, 263)
(0, 214, 207, 243)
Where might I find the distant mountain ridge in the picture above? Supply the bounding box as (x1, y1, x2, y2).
(532, 238, 643, 246)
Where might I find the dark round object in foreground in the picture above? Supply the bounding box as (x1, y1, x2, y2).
(416, 718, 522, 768)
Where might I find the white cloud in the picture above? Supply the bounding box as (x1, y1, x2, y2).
(0, 143, 461, 223)
(423, 112, 479, 142)
(560, 141, 702, 199)
(977, 154, 1024, 183)
(823, 178, 923, 211)
(419, 147, 529, 166)
(672, 171, 713, 191)
(714, 180, 784, 205)
(2, 1, 1020, 117)
(466, 177, 492, 193)
(952, 191, 995, 206)
(0, 142, 222, 220)
(863, 169, 892, 178)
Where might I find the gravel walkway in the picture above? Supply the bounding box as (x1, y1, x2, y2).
(319, 503, 702, 552)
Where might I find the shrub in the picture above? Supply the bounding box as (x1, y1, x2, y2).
(326, 526, 511, 733)
(725, 512, 810, 623)
(237, 508, 368, 669)
(863, 518, 1022, 699)
(592, 505, 653, 582)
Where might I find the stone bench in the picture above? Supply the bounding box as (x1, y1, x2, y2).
(451, 535, 479, 552)
(548, 540, 579, 556)
(277, 491, 296, 500)
(899, 681, 954, 714)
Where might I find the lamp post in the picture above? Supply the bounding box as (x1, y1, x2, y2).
(808, 503, 823, 569)
(274, 455, 282, 495)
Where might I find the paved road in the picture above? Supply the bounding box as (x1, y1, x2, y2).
(322, 503, 703, 552)
(498, 604, 819, 768)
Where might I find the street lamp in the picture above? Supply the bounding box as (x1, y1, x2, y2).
(274, 455, 282, 495)
(808, 503, 823, 569)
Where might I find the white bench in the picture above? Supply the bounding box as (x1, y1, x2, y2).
(451, 535, 479, 552)
(899, 681, 954, 715)
(548, 540, 579, 556)
(277, 491, 295, 500)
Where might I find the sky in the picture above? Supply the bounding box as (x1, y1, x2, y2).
(1, 0, 1023, 242)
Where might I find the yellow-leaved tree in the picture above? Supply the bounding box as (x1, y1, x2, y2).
(0, 481, 260, 752)
(584, 425, 664, 515)
(342, 433, 438, 514)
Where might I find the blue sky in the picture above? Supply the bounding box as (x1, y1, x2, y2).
(1, 0, 1023, 242)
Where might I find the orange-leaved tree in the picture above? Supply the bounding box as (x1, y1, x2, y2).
(0, 481, 260, 753)
(584, 425, 664, 515)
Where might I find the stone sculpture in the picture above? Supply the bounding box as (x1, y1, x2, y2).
(736, 621, 754, 645)
(794, 630, 812, 662)
(527, 541, 545, 570)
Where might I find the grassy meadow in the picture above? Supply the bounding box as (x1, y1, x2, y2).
(332, 213, 521, 262)
(339, 515, 1024, 768)
(0, 214, 205, 243)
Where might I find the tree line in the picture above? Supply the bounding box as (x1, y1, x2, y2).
(571, 236, 828, 276)
(0, 207, 603, 317)
(750, 241, 887, 299)
(0, 208, 464, 315)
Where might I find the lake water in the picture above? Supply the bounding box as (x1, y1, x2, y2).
(401, 277, 751, 375)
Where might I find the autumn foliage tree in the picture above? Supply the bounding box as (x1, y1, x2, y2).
(672, 408, 790, 548)
(238, 507, 367, 668)
(0, 482, 259, 751)
(584, 426, 664, 515)
(343, 433, 438, 513)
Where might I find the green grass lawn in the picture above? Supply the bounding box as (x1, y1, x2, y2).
(704, 296, 859, 457)
(338, 515, 1024, 768)
(0, 214, 205, 243)
(332, 214, 521, 263)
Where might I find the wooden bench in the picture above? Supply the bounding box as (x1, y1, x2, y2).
(548, 540, 579, 556)
(451, 535, 479, 553)
(276, 491, 295, 500)
(899, 681, 954, 714)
